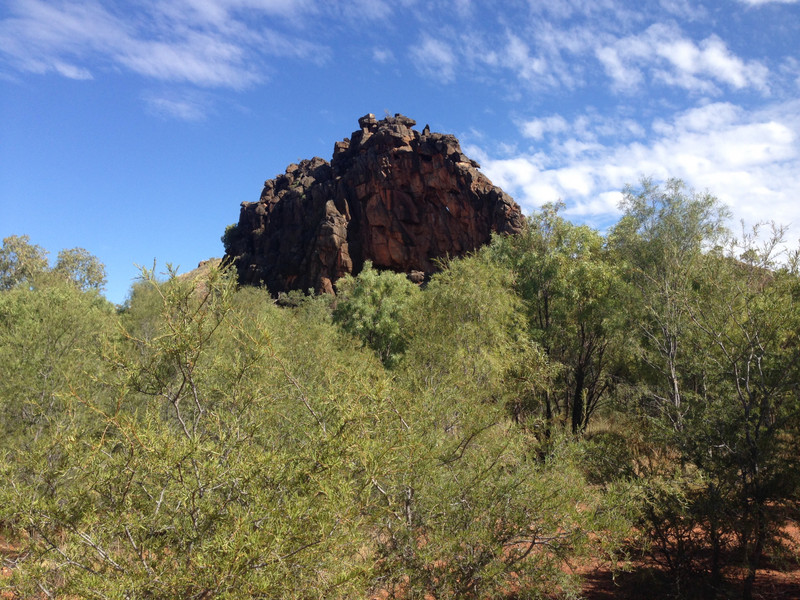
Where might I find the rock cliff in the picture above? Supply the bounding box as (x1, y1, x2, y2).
(223, 113, 523, 294)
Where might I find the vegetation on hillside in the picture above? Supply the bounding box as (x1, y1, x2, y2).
(1, 178, 798, 599)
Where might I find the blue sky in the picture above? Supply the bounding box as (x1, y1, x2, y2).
(1, 0, 799, 304)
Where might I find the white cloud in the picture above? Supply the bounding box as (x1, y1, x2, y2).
(335, 0, 393, 22)
(410, 36, 457, 83)
(118, 32, 261, 88)
(372, 47, 395, 64)
(738, 0, 798, 4)
(0, 0, 122, 75)
(254, 29, 330, 65)
(143, 91, 210, 120)
(521, 115, 569, 139)
(451, 24, 589, 92)
(454, 0, 473, 18)
(503, 33, 549, 81)
(653, 102, 742, 134)
(595, 46, 641, 91)
(478, 101, 800, 239)
(53, 61, 93, 80)
(596, 23, 769, 94)
(525, 0, 633, 21)
(157, 0, 314, 29)
(567, 191, 623, 217)
(0, 0, 329, 92)
(659, 0, 708, 20)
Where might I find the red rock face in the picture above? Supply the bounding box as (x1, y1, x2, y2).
(224, 114, 523, 295)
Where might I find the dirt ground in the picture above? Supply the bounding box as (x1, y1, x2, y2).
(3, 524, 798, 599)
(580, 522, 800, 600)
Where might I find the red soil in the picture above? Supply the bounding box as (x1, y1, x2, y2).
(3, 524, 798, 599)
(581, 522, 800, 600)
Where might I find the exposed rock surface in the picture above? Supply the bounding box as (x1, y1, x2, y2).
(224, 113, 523, 295)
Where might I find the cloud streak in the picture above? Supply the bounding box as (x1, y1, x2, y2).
(143, 91, 210, 121)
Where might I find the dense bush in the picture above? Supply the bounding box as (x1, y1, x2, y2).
(2, 182, 799, 599)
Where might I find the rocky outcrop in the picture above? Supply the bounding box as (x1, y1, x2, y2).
(224, 113, 523, 295)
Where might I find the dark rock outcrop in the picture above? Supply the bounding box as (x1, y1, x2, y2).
(224, 113, 523, 295)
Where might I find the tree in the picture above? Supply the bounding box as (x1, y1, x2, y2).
(611, 178, 732, 594)
(332, 261, 419, 367)
(611, 177, 730, 432)
(374, 251, 632, 598)
(0, 276, 115, 444)
(0, 236, 107, 293)
(614, 178, 800, 598)
(400, 250, 531, 399)
(0, 248, 636, 598)
(0, 235, 48, 290)
(54, 246, 107, 292)
(681, 226, 800, 599)
(491, 203, 625, 433)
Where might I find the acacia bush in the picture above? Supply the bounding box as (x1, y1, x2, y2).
(332, 261, 419, 367)
(371, 251, 634, 599)
(3, 184, 797, 600)
(1, 264, 394, 598)
(0, 253, 635, 599)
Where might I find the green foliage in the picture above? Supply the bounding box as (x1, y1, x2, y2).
(3, 181, 797, 599)
(614, 179, 800, 598)
(0, 234, 108, 292)
(678, 228, 800, 597)
(333, 261, 419, 367)
(361, 252, 634, 599)
(0, 249, 638, 598)
(615, 177, 730, 264)
(2, 263, 390, 598)
(0, 234, 49, 290)
(221, 222, 242, 255)
(0, 275, 116, 444)
(119, 276, 166, 342)
(611, 177, 731, 429)
(490, 203, 625, 433)
(579, 430, 637, 486)
(373, 428, 630, 600)
(400, 250, 531, 399)
(54, 246, 108, 291)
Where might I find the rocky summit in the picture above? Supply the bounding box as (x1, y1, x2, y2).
(223, 113, 524, 295)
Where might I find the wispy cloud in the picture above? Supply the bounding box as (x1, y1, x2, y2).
(335, 0, 393, 21)
(0, 0, 329, 92)
(454, 0, 474, 19)
(410, 35, 457, 83)
(119, 33, 260, 88)
(521, 115, 570, 140)
(372, 47, 395, 64)
(503, 33, 550, 82)
(659, 0, 709, 20)
(143, 90, 210, 120)
(737, 0, 798, 5)
(0, 0, 119, 78)
(596, 23, 770, 94)
(53, 61, 93, 80)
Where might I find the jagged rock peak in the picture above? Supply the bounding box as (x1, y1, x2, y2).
(223, 113, 523, 295)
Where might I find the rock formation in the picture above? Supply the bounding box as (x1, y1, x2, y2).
(223, 113, 523, 295)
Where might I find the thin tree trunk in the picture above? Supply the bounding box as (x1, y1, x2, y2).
(571, 366, 586, 434)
